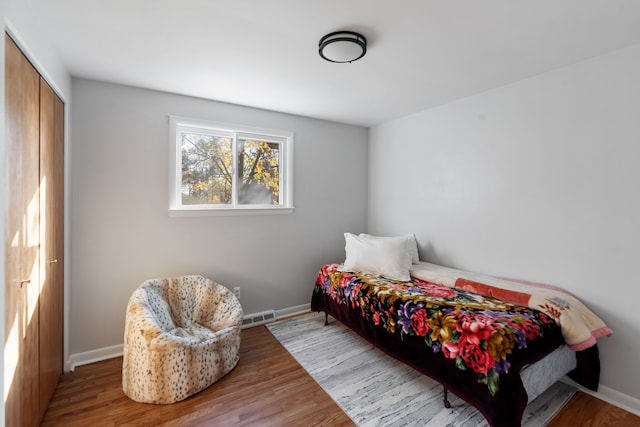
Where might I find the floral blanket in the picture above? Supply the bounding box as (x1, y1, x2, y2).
(314, 264, 559, 395)
(311, 263, 604, 427)
(410, 262, 613, 351)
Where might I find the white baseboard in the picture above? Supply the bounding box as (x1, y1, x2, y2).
(589, 384, 640, 416)
(66, 303, 312, 370)
(67, 344, 124, 372)
(275, 303, 310, 319)
(561, 377, 640, 416)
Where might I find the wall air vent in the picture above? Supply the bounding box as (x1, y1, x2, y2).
(241, 310, 276, 329)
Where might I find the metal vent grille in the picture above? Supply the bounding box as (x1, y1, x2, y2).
(241, 310, 277, 329)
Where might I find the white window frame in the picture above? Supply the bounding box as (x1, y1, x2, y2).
(169, 116, 294, 217)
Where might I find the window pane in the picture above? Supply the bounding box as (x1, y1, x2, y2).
(181, 132, 233, 205)
(237, 138, 281, 205)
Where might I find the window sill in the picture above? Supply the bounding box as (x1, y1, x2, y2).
(168, 207, 295, 217)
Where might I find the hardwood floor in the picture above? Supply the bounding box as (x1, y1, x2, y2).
(43, 326, 638, 426)
(42, 326, 353, 426)
(547, 391, 640, 427)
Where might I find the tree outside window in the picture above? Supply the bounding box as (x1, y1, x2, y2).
(170, 118, 293, 215)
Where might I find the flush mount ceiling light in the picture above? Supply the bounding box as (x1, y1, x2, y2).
(319, 31, 367, 63)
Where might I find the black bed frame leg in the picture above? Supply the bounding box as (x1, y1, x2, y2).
(443, 386, 451, 408)
(324, 312, 329, 326)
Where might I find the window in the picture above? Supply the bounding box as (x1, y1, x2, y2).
(169, 116, 294, 216)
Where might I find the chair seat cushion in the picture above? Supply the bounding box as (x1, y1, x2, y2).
(169, 324, 217, 344)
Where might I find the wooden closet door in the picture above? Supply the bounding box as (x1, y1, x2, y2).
(38, 77, 65, 419)
(4, 35, 42, 427)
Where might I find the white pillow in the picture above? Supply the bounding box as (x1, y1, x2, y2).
(359, 233, 419, 264)
(342, 232, 412, 281)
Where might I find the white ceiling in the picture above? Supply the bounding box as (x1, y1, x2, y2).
(29, 0, 640, 127)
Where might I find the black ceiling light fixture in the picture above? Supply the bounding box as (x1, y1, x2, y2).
(318, 31, 367, 63)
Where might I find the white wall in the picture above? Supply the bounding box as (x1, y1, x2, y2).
(369, 43, 640, 409)
(4, 3, 71, 99)
(2, 1, 71, 424)
(70, 78, 368, 355)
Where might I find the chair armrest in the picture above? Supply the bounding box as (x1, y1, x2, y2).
(209, 288, 244, 325)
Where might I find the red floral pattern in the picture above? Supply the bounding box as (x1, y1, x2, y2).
(314, 264, 556, 395)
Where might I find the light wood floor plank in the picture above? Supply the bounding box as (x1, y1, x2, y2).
(42, 326, 638, 426)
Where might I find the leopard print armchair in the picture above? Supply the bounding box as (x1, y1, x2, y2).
(122, 275, 243, 404)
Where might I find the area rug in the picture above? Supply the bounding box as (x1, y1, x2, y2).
(266, 312, 576, 427)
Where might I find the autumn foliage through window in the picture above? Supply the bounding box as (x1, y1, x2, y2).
(170, 118, 293, 213)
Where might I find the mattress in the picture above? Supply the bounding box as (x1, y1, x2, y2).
(521, 344, 576, 402)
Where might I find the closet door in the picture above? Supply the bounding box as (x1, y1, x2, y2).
(4, 34, 42, 427)
(38, 77, 65, 418)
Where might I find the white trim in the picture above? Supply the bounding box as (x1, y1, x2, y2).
(561, 377, 640, 416)
(168, 115, 294, 215)
(169, 207, 294, 217)
(596, 384, 640, 416)
(67, 344, 124, 372)
(275, 303, 311, 319)
(67, 303, 312, 370)
(63, 102, 71, 372)
(169, 115, 294, 139)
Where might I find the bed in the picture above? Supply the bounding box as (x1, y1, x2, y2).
(310, 234, 611, 427)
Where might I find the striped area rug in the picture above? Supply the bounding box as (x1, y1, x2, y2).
(267, 312, 576, 427)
